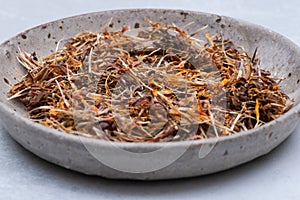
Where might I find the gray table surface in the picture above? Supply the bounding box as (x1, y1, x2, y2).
(0, 0, 300, 199)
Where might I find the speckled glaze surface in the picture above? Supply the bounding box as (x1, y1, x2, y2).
(0, 9, 299, 180)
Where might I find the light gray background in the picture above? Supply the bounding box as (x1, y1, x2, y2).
(0, 0, 300, 199)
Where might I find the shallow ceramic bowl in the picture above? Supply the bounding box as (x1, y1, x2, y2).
(0, 9, 300, 180)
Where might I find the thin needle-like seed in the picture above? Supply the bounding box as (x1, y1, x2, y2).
(55, 80, 70, 108)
